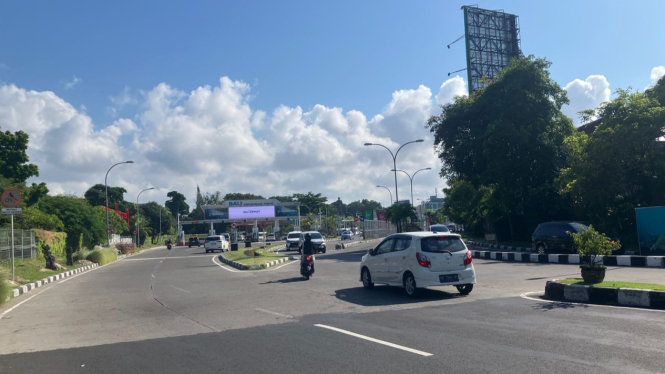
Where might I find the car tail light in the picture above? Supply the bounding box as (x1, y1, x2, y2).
(416, 252, 431, 268)
(463, 251, 472, 266)
(306, 256, 312, 261)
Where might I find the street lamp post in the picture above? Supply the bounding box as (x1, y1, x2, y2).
(105, 161, 134, 247)
(136, 187, 155, 247)
(376, 185, 393, 206)
(364, 140, 424, 206)
(391, 168, 432, 207)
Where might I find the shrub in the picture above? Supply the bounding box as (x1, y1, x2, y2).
(73, 248, 92, 262)
(569, 225, 621, 268)
(34, 230, 67, 259)
(0, 267, 11, 305)
(116, 243, 136, 255)
(85, 248, 118, 265)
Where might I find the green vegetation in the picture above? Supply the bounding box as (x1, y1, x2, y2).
(73, 249, 92, 262)
(3, 257, 84, 284)
(85, 247, 118, 265)
(569, 225, 621, 267)
(0, 267, 10, 304)
(386, 204, 418, 231)
(222, 248, 287, 267)
(37, 195, 106, 251)
(428, 56, 665, 248)
(34, 229, 67, 259)
(559, 279, 665, 291)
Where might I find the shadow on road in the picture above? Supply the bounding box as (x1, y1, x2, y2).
(334, 286, 463, 306)
(259, 277, 307, 284)
(532, 300, 589, 311)
(318, 249, 368, 263)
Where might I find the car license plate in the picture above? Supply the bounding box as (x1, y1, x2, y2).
(439, 274, 459, 283)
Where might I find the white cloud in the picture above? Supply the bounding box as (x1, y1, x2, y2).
(62, 76, 82, 90)
(435, 75, 467, 108)
(3, 76, 469, 206)
(107, 86, 138, 117)
(562, 75, 611, 126)
(649, 66, 665, 88)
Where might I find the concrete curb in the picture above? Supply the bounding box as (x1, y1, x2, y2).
(545, 280, 665, 309)
(10, 264, 100, 299)
(466, 240, 531, 252)
(340, 238, 382, 249)
(471, 250, 665, 268)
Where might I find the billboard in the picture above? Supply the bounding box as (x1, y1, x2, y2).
(463, 6, 522, 93)
(229, 206, 276, 220)
(377, 212, 386, 221)
(363, 210, 374, 221)
(635, 206, 665, 255)
(204, 208, 229, 220)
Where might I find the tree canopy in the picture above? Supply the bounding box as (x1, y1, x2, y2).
(166, 191, 189, 216)
(38, 195, 106, 250)
(84, 184, 127, 208)
(0, 129, 39, 182)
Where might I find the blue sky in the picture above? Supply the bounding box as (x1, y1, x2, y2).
(0, 0, 663, 204)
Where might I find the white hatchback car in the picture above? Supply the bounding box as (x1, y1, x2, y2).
(204, 235, 229, 253)
(360, 232, 476, 297)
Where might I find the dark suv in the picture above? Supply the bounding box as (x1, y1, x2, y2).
(531, 222, 587, 254)
(188, 237, 200, 248)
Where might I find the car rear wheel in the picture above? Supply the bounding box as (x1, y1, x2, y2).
(456, 284, 473, 295)
(362, 268, 374, 289)
(536, 244, 546, 255)
(404, 273, 418, 298)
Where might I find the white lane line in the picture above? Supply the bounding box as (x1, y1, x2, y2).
(169, 285, 191, 293)
(255, 308, 293, 318)
(262, 259, 298, 271)
(0, 265, 103, 320)
(520, 292, 665, 314)
(211, 255, 240, 272)
(314, 324, 433, 357)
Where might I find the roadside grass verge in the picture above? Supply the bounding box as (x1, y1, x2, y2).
(0, 267, 10, 304)
(0, 256, 84, 285)
(222, 247, 287, 267)
(86, 248, 118, 265)
(559, 278, 665, 291)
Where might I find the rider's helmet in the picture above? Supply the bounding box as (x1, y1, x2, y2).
(305, 233, 312, 241)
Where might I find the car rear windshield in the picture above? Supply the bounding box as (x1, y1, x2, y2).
(288, 233, 300, 239)
(568, 223, 588, 233)
(206, 237, 220, 242)
(430, 225, 449, 232)
(420, 236, 466, 253)
(309, 233, 322, 239)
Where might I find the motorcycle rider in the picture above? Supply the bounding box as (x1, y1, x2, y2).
(301, 233, 315, 267)
(166, 238, 173, 247)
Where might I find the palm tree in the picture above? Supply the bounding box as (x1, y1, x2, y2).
(385, 204, 418, 233)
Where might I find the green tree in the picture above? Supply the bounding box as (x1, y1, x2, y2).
(223, 193, 264, 201)
(93, 206, 127, 235)
(13, 206, 64, 231)
(558, 87, 665, 246)
(0, 129, 39, 182)
(166, 191, 189, 216)
(385, 204, 418, 232)
(37, 195, 106, 250)
(428, 56, 575, 240)
(84, 184, 127, 208)
(141, 202, 173, 241)
(269, 195, 295, 202)
(293, 192, 328, 215)
(346, 199, 383, 216)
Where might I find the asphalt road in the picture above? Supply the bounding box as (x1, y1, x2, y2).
(1, 240, 665, 373)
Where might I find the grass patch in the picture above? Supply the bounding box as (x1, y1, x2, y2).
(222, 247, 287, 267)
(559, 278, 665, 291)
(0, 267, 10, 304)
(85, 248, 118, 265)
(0, 256, 85, 285)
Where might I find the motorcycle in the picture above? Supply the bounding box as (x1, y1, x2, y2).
(167, 242, 173, 250)
(300, 255, 315, 280)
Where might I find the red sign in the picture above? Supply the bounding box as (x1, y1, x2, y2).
(1, 189, 22, 208)
(377, 212, 386, 221)
(354, 216, 359, 222)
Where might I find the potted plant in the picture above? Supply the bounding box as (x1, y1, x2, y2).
(569, 225, 621, 283)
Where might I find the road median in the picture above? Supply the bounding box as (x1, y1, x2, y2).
(544, 279, 665, 310)
(471, 250, 665, 268)
(220, 247, 290, 270)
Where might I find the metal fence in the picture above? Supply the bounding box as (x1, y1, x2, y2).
(363, 220, 396, 240)
(0, 229, 36, 260)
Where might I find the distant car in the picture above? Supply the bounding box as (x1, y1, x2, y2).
(299, 231, 326, 254)
(281, 235, 288, 241)
(429, 224, 450, 233)
(286, 231, 302, 251)
(221, 233, 230, 243)
(199, 237, 207, 244)
(360, 232, 475, 297)
(267, 233, 276, 241)
(341, 231, 354, 240)
(531, 222, 621, 255)
(205, 235, 229, 253)
(188, 237, 200, 248)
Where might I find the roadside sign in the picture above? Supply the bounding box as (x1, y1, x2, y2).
(1, 189, 22, 208)
(108, 227, 114, 234)
(133, 230, 137, 235)
(1, 208, 22, 215)
(354, 216, 359, 222)
(231, 222, 237, 229)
